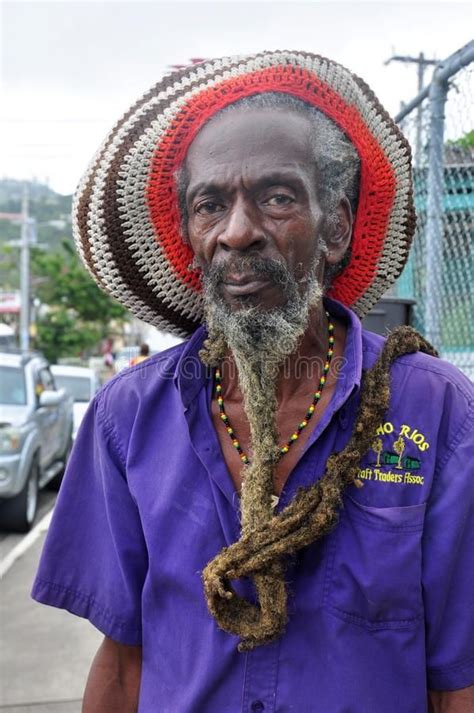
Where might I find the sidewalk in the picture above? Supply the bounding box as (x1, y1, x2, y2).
(0, 532, 101, 712)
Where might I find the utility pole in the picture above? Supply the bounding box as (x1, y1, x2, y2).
(385, 52, 438, 164)
(20, 183, 31, 352)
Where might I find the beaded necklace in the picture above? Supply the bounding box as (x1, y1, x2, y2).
(215, 312, 335, 465)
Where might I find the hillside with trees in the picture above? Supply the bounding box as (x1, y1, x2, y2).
(0, 179, 129, 361)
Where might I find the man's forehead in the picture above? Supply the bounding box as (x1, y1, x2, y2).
(184, 106, 315, 187)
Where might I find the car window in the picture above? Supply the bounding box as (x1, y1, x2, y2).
(0, 366, 27, 405)
(34, 366, 55, 403)
(39, 367, 55, 391)
(53, 375, 92, 402)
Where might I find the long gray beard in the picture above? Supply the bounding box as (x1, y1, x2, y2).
(200, 256, 323, 534)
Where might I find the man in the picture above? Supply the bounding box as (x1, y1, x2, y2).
(32, 51, 474, 712)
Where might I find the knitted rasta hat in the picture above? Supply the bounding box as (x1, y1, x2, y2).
(73, 51, 415, 336)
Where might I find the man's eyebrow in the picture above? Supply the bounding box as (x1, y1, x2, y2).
(252, 171, 307, 190)
(186, 171, 307, 204)
(186, 182, 223, 205)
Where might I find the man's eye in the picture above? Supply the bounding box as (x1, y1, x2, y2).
(195, 201, 224, 215)
(265, 194, 294, 206)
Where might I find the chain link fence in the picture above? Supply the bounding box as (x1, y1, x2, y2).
(394, 42, 473, 378)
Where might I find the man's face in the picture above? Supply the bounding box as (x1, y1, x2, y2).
(184, 108, 327, 311)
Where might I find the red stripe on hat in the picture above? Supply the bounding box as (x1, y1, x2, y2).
(146, 64, 396, 306)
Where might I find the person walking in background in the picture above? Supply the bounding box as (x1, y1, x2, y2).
(130, 344, 150, 367)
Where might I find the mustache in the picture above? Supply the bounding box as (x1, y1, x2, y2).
(202, 255, 293, 290)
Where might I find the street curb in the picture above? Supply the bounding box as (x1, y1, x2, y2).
(0, 509, 53, 580)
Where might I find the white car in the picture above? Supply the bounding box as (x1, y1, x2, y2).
(0, 352, 73, 532)
(51, 365, 101, 440)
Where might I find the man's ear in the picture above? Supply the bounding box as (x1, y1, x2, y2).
(323, 197, 353, 266)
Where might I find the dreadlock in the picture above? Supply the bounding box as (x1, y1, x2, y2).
(201, 326, 438, 651)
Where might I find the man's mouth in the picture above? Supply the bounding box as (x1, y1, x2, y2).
(222, 273, 271, 296)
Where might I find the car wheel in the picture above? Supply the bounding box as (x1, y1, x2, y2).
(0, 457, 39, 533)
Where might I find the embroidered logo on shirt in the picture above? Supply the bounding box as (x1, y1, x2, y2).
(357, 421, 430, 487)
(373, 421, 430, 451)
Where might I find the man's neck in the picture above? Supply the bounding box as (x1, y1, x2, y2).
(219, 301, 344, 405)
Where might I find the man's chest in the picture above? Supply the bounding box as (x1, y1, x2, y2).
(209, 383, 337, 496)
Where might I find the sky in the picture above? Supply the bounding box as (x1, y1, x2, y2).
(0, 0, 472, 195)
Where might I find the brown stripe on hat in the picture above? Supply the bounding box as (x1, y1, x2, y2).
(75, 62, 203, 280)
(97, 92, 199, 326)
(76, 57, 246, 311)
(346, 71, 416, 314)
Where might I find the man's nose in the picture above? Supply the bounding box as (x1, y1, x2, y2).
(218, 198, 266, 252)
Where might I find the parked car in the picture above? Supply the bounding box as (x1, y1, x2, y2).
(0, 352, 73, 532)
(51, 365, 101, 440)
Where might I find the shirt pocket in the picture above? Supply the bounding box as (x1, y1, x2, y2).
(323, 495, 426, 629)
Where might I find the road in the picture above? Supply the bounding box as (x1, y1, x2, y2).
(0, 492, 102, 713)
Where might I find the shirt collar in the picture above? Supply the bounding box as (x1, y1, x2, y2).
(174, 297, 363, 407)
(324, 296, 363, 399)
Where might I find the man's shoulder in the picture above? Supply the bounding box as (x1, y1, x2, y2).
(361, 327, 473, 406)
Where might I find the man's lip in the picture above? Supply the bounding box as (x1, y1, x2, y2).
(222, 276, 271, 295)
(223, 273, 262, 285)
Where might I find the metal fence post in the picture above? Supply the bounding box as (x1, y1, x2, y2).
(424, 74, 447, 348)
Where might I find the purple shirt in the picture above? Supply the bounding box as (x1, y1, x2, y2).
(32, 298, 474, 712)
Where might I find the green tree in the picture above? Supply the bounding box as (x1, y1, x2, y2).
(31, 241, 129, 362)
(446, 130, 474, 149)
(0, 243, 20, 290)
(34, 309, 102, 364)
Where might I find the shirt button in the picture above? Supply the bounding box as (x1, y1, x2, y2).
(251, 701, 265, 712)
